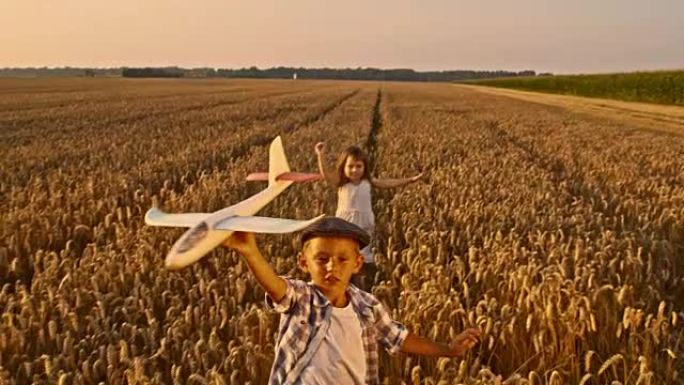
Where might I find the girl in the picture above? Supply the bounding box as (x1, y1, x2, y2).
(314, 142, 424, 290)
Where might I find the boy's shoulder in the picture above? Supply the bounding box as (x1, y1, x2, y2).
(347, 284, 381, 307)
(347, 284, 390, 321)
(283, 277, 382, 310)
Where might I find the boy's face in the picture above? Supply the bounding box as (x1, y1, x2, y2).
(344, 156, 365, 183)
(299, 236, 363, 292)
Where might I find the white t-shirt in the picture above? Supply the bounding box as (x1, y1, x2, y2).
(298, 302, 366, 384)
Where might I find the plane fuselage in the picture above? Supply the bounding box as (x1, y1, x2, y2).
(165, 180, 294, 269)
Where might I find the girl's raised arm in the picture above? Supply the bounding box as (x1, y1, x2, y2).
(371, 172, 424, 189)
(315, 142, 340, 187)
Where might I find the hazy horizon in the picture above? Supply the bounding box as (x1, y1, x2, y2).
(2, 0, 683, 75)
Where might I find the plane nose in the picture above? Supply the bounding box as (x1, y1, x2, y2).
(176, 222, 209, 253)
(164, 255, 184, 270)
(164, 222, 211, 270)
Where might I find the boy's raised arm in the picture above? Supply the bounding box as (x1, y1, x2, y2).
(222, 232, 287, 303)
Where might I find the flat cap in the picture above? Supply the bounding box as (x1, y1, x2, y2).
(299, 216, 371, 248)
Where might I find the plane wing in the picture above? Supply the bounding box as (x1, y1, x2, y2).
(145, 208, 211, 228)
(214, 214, 324, 233)
(247, 172, 323, 182)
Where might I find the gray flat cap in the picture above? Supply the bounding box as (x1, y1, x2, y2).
(299, 216, 371, 248)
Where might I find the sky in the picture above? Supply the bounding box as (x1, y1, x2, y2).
(1, 0, 683, 74)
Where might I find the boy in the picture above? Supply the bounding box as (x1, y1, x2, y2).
(223, 217, 480, 385)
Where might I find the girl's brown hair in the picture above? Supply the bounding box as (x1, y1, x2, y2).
(335, 146, 371, 187)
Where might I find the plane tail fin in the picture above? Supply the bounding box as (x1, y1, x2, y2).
(268, 136, 291, 187)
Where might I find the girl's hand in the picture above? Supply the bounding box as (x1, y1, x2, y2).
(410, 172, 425, 182)
(315, 142, 327, 155)
(222, 231, 258, 257)
(449, 328, 481, 357)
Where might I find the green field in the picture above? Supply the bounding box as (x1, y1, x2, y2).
(467, 70, 684, 106)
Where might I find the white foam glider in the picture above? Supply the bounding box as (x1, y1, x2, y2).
(145, 136, 323, 270)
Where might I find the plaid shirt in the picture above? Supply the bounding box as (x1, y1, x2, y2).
(265, 278, 408, 385)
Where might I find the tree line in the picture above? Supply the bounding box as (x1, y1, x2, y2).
(0, 66, 540, 82)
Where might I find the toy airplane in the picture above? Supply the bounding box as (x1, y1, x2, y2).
(145, 136, 323, 270)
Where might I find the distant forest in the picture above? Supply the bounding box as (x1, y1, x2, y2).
(0, 66, 541, 82)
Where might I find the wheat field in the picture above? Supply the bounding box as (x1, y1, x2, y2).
(1, 78, 682, 384)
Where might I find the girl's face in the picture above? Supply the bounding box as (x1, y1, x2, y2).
(344, 156, 365, 183)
